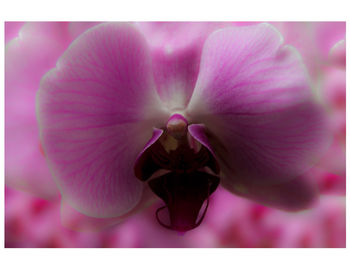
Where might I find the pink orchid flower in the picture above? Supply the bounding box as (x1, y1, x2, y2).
(35, 22, 329, 232)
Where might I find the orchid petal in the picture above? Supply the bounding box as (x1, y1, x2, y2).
(221, 171, 318, 211)
(37, 23, 169, 218)
(188, 23, 329, 187)
(137, 22, 230, 110)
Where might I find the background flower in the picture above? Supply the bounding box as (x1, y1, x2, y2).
(5, 22, 345, 248)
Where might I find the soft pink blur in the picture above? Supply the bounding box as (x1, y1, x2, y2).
(5, 185, 345, 248)
(5, 22, 345, 248)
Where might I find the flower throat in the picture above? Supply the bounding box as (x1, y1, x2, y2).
(134, 114, 220, 232)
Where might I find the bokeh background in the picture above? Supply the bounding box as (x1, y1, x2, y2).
(5, 22, 346, 248)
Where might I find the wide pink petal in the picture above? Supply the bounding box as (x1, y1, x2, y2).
(220, 171, 319, 211)
(136, 22, 230, 110)
(187, 23, 329, 187)
(37, 23, 170, 218)
(5, 22, 71, 199)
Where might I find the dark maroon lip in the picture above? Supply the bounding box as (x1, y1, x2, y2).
(149, 171, 219, 232)
(134, 125, 220, 232)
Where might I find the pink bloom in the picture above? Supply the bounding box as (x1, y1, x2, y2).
(34, 22, 329, 232)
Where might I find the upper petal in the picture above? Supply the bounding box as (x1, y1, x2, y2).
(187, 23, 329, 186)
(136, 22, 230, 111)
(37, 23, 170, 218)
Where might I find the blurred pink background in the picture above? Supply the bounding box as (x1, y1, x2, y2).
(5, 22, 346, 248)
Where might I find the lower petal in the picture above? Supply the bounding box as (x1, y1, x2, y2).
(221, 170, 319, 211)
